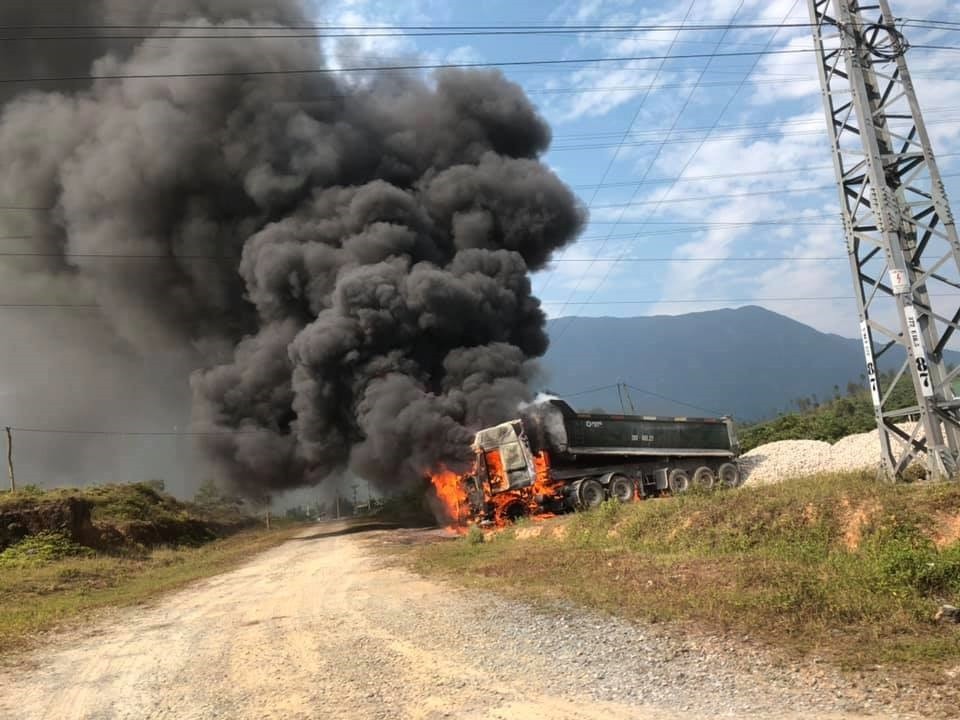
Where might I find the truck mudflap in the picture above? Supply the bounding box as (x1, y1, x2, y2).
(653, 468, 670, 491)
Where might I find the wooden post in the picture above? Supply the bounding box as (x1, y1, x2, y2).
(265, 509, 271, 529)
(5, 427, 14, 493)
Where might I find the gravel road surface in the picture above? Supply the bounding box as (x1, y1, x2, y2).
(0, 525, 926, 719)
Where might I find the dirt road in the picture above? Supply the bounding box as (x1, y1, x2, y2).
(0, 525, 909, 719)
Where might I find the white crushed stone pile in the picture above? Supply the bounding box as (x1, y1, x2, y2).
(740, 440, 833, 485)
(825, 429, 885, 473)
(743, 422, 931, 485)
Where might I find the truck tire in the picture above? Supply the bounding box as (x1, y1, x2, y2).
(718, 462, 741, 488)
(692, 466, 716, 490)
(609, 474, 635, 503)
(502, 500, 528, 522)
(576, 478, 605, 509)
(667, 469, 690, 494)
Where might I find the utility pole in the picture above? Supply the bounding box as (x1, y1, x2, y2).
(5, 427, 14, 492)
(809, 0, 960, 480)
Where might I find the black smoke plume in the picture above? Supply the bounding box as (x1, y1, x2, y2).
(0, 1, 585, 498)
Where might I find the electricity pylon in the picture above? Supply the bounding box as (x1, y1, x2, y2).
(808, 0, 960, 479)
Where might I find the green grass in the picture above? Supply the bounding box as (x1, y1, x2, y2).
(0, 531, 94, 568)
(0, 482, 247, 527)
(0, 524, 302, 655)
(412, 472, 960, 672)
(0, 482, 254, 554)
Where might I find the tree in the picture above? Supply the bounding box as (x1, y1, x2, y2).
(194, 478, 242, 509)
(144, 478, 165, 493)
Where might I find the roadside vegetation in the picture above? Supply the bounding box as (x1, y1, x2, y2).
(739, 372, 919, 451)
(0, 482, 300, 654)
(413, 472, 960, 673)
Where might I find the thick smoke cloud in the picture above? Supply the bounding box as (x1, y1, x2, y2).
(0, 1, 584, 498)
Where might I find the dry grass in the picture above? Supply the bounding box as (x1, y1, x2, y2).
(0, 524, 302, 656)
(412, 472, 960, 672)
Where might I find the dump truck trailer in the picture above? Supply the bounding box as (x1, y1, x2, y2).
(462, 399, 741, 524)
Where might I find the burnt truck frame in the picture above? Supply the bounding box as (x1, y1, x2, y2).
(463, 399, 742, 523)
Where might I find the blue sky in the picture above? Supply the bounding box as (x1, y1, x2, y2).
(315, 0, 960, 338)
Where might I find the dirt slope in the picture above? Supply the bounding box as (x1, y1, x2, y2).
(0, 525, 893, 720)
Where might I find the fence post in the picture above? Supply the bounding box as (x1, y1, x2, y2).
(5, 427, 15, 492)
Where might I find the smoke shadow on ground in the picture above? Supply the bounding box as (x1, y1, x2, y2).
(292, 520, 415, 541)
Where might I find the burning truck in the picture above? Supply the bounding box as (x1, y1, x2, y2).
(432, 399, 742, 526)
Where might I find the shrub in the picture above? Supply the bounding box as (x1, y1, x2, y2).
(466, 525, 485, 545)
(0, 532, 94, 568)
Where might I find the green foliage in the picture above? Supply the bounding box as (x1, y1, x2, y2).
(465, 525, 485, 545)
(193, 478, 243, 511)
(144, 478, 165, 493)
(740, 371, 918, 451)
(0, 532, 94, 568)
(374, 487, 436, 526)
(285, 506, 310, 521)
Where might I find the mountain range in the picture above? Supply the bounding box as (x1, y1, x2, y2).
(540, 306, 957, 422)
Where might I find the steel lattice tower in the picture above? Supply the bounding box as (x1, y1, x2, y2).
(808, 0, 960, 479)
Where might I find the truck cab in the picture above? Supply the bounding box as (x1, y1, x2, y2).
(472, 420, 537, 493)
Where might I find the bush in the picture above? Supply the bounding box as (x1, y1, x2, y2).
(0, 532, 94, 568)
(466, 525, 485, 545)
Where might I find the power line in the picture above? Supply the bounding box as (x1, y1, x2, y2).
(569, 218, 841, 243)
(556, 383, 620, 398)
(551, 104, 960, 140)
(2, 146, 956, 212)
(537, 0, 699, 296)
(0, 253, 849, 262)
(8, 426, 275, 436)
(624, 383, 724, 417)
(548, 0, 758, 325)
(0, 46, 880, 85)
(0, 24, 824, 41)
(569, 147, 960, 189)
(0, 252, 239, 259)
(540, 296, 875, 305)
(590, 183, 832, 209)
(0, 17, 951, 32)
(547, 256, 846, 262)
(553, 380, 723, 417)
(0, 304, 99, 309)
(902, 18, 960, 28)
(913, 44, 960, 52)
(585, 171, 959, 208)
(0, 21, 831, 34)
(550, 116, 960, 151)
(1, 294, 950, 311)
(552, 0, 808, 336)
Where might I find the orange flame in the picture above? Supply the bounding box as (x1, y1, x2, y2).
(484, 449, 508, 492)
(429, 467, 469, 528)
(532, 451, 559, 499)
(428, 449, 562, 530)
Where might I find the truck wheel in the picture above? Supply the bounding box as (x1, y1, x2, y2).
(692, 466, 716, 491)
(609, 475, 635, 503)
(503, 500, 528, 522)
(667, 469, 690, 494)
(577, 478, 605, 509)
(718, 462, 741, 488)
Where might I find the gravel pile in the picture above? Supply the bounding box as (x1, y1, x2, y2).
(826, 428, 886, 473)
(742, 423, 929, 485)
(740, 440, 833, 485)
